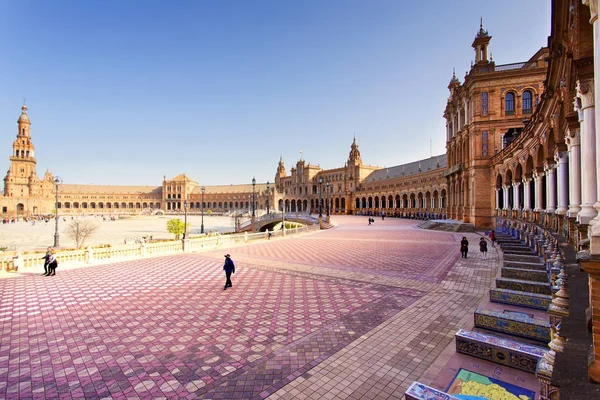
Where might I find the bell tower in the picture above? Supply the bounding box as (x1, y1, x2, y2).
(472, 18, 492, 65)
(4, 104, 39, 197)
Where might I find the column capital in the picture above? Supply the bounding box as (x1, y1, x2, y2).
(583, 0, 599, 24)
(512, 181, 521, 188)
(522, 177, 532, 184)
(576, 78, 595, 110)
(566, 128, 581, 147)
(544, 162, 557, 172)
(554, 151, 568, 163)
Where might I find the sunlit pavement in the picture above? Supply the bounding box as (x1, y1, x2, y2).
(0, 216, 498, 399)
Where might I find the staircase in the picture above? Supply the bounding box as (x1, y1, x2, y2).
(405, 230, 554, 399)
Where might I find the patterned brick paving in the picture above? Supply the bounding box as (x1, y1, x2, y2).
(0, 216, 497, 399)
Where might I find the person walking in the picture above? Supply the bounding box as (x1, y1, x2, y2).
(47, 250, 58, 276)
(460, 237, 469, 259)
(490, 231, 496, 248)
(479, 237, 488, 260)
(41, 247, 52, 276)
(223, 254, 235, 290)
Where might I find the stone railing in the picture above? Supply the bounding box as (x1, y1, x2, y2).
(0, 225, 318, 272)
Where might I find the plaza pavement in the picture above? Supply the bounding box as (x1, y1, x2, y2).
(0, 215, 505, 399)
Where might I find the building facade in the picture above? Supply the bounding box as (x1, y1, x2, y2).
(1, 109, 447, 221)
(444, 22, 549, 229)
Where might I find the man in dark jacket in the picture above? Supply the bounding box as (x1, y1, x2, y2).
(223, 254, 235, 290)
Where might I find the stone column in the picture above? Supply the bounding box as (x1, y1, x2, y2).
(513, 182, 521, 210)
(576, 79, 598, 224)
(523, 178, 532, 211)
(502, 186, 509, 210)
(495, 188, 501, 210)
(545, 164, 557, 213)
(566, 129, 582, 218)
(534, 171, 544, 212)
(555, 152, 569, 215)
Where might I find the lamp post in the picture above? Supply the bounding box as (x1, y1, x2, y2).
(326, 180, 330, 217)
(183, 199, 188, 239)
(53, 176, 63, 247)
(318, 176, 323, 217)
(252, 176, 256, 217)
(266, 181, 270, 215)
(201, 187, 205, 234)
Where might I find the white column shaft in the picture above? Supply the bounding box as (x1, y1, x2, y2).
(546, 167, 557, 212)
(523, 179, 531, 211)
(513, 182, 521, 210)
(495, 188, 500, 210)
(580, 100, 598, 224)
(556, 153, 569, 215)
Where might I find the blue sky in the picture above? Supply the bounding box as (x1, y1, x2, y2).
(0, 1, 550, 186)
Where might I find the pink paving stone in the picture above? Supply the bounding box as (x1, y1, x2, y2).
(0, 218, 458, 399)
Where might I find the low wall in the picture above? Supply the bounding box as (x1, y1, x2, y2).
(1, 225, 318, 272)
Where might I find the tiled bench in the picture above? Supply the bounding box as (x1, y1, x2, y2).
(405, 382, 458, 400)
(501, 267, 549, 283)
(490, 288, 552, 310)
(502, 248, 537, 255)
(495, 277, 552, 295)
(474, 308, 551, 343)
(455, 329, 547, 373)
(503, 254, 542, 263)
(504, 261, 546, 271)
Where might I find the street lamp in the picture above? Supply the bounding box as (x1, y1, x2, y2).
(183, 199, 188, 239)
(326, 180, 330, 217)
(53, 176, 63, 247)
(201, 187, 205, 234)
(318, 176, 323, 217)
(252, 177, 256, 217)
(266, 181, 270, 215)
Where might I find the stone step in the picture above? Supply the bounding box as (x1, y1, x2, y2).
(490, 288, 552, 310)
(455, 328, 547, 374)
(496, 277, 552, 295)
(503, 254, 542, 263)
(474, 308, 551, 343)
(503, 261, 546, 271)
(501, 267, 549, 283)
(405, 382, 457, 400)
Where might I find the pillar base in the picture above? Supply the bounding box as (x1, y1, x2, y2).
(589, 360, 600, 384)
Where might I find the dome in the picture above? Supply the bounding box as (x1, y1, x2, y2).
(17, 105, 30, 124)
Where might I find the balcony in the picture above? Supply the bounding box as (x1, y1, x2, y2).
(443, 163, 464, 177)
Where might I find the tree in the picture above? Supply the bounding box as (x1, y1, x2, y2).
(167, 218, 188, 239)
(65, 220, 100, 249)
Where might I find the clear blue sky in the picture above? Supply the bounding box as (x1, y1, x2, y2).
(0, 0, 550, 186)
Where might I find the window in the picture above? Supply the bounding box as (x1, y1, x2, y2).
(505, 92, 515, 115)
(481, 92, 488, 116)
(522, 90, 533, 114)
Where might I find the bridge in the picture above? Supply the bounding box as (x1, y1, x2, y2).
(237, 212, 322, 232)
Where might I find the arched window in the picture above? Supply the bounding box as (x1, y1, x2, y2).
(505, 92, 515, 115)
(522, 90, 533, 114)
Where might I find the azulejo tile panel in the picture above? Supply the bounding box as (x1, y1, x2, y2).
(501, 267, 549, 283)
(495, 278, 552, 295)
(474, 308, 551, 343)
(455, 329, 547, 373)
(405, 381, 458, 400)
(490, 288, 551, 310)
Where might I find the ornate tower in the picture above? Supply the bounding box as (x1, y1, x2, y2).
(472, 18, 492, 65)
(275, 156, 286, 190)
(4, 105, 39, 197)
